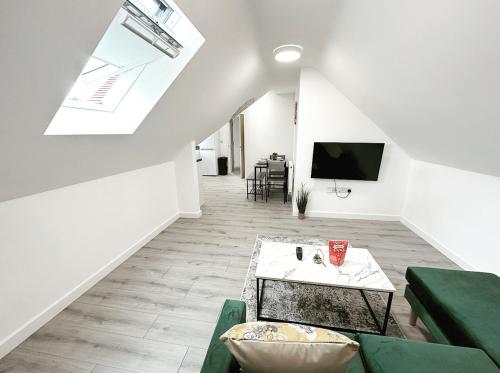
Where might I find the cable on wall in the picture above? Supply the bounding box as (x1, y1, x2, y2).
(334, 179, 351, 199)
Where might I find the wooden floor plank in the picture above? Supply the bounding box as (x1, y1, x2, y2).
(20, 321, 187, 373)
(145, 315, 215, 349)
(53, 303, 158, 338)
(92, 364, 138, 373)
(0, 349, 94, 373)
(178, 347, 207, 373)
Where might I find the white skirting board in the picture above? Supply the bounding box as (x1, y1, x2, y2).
(180, 210, 203, 218)
(0, 213, 180, 359)
(294, 210, 401, 221)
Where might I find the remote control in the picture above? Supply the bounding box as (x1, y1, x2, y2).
(296, 246, 303, 261)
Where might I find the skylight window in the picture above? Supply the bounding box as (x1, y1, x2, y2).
(45, 0, 204, 135)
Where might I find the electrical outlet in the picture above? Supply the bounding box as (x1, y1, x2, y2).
(327, 186, 351, 194)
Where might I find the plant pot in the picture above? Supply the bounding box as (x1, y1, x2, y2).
(298, 212, 305, 220)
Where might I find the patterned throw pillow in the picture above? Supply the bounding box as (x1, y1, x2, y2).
(220, 322, 359, 373)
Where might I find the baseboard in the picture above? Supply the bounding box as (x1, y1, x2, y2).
(179, 210, 202, 218)
(294, 209, 401, 221)
(400, 216, 475, 271)
(0, 213, 180, 359)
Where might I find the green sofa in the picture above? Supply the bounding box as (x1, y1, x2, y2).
(405, 266, 500, 367)
(201, 298, 499, 372)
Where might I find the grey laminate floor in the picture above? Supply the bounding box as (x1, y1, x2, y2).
(0, 174, 458, 373)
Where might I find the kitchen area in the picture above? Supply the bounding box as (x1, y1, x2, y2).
(197, 122, 232, 177)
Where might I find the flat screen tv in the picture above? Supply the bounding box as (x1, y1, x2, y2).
(311, 142, 385, 181)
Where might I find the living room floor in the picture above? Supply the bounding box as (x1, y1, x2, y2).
(0, 174, 458, 373)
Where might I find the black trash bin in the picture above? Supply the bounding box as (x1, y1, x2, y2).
(218, 157, 228, 175)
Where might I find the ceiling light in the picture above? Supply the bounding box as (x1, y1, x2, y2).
(273, 44, 303, 63)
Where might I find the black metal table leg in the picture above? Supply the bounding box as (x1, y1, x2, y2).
(256, 278, 262, 319)
(361, 289, 394, 335)
(381, 292, 394, 335)
(265, 173, 268, 202)
(254, 166, 257, 201)
(360, 290, 382, 332)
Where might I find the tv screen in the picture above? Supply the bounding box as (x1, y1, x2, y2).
(311, 142, 385, 181)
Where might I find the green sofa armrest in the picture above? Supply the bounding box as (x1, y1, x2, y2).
(201, 299, 246, 373)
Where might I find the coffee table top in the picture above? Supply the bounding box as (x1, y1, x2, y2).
(255, 241, 396, 292)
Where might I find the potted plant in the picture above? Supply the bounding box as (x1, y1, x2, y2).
(295, 183, 311, 220)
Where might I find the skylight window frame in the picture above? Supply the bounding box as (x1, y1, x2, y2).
(44, 0, 205, 135)
(121, 0, 182, 58)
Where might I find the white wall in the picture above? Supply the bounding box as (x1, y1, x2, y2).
(0, 161, 196, 358)
(402, 160, 500, 275)
(243, 91, 295, 177)
(294, 68, 411, 219)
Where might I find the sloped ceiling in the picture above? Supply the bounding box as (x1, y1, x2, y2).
(250, 0, 500, 177)
(0, 0, 268, 201)
(2, 0, 500, 201)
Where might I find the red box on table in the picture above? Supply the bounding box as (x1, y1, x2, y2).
(329, 240, 349, 266)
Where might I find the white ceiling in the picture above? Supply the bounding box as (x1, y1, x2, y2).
(249, 0, 500, 176)
(1, 0, 500, 201)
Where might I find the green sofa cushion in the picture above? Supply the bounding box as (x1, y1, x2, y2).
(359, 334, 499, 373)
(406, 267, 500, 366)
(200, 299, 246, 373)
(342, 332, 366, 373)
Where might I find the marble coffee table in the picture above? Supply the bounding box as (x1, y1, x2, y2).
(255, 241, 396, 335)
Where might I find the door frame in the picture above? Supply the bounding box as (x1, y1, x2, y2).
(229, 118, 235, 174)
(239, 114, 245, 179)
